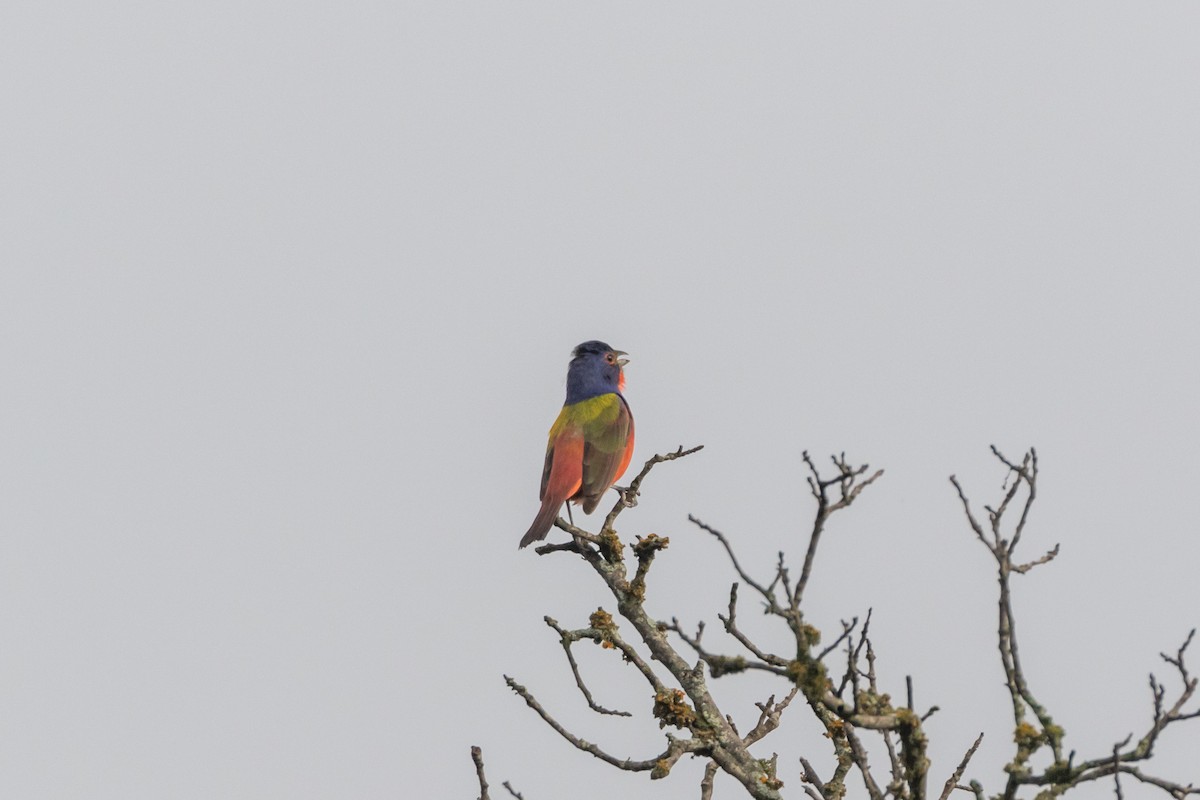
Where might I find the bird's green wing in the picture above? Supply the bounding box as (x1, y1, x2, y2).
(577, 393, 634, 513)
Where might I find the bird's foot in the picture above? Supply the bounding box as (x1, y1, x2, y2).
(613, 485, 638, 508)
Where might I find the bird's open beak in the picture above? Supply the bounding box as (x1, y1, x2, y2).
(614, 350, 629, 367)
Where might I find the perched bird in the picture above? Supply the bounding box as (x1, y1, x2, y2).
(519, 341, 635, 549)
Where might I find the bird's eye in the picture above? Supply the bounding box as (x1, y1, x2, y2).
(605, 353, 615, 363)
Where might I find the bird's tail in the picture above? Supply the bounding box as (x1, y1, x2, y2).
(519, 497, 561, 549)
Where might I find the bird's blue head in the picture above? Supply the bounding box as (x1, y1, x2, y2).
(565, 340, 628, 404)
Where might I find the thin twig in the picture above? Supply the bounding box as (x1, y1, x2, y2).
(843, 723, 886, 800)
(817, 617, 859, 662)
(718, 583, 791, 668)
(794, 452, 882, 607)
(700, 761, 718, 800)
(800, 757, 830, 800)
(471, 746, 491, 800)
(504, 675, 702, 771)
(545, 617, 633, 717)
(689, 516, 778, 605)
(666, 616, 785, 677)
(603, 445, 704, 531)
(937, 733, 984, 800)
(743, 688, 800, 746)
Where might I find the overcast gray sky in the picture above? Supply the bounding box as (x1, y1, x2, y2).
(3, 3, 1199, 799)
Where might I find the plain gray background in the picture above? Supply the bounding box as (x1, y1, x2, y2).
(3, 3, 1198, 799)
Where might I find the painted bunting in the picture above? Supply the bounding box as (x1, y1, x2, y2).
(519, 341, 635, 549)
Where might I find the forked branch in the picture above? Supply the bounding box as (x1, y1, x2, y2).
(951, 447, 1199, 800)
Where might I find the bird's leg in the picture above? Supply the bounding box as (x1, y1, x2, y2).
(565, 502, 575, 527)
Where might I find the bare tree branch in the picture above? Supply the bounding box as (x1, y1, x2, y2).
(794, 452, 883, 608)
(951, 447, 1199, 800)
(490, 444, 1196, 800)
(951, 448, 1066, 782)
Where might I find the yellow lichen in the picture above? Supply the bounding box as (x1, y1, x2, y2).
(653, 689, 697, 730)
(786, 656, 829, 700)
(589, 607, 615, 631)
(633, 533, 670, 556)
